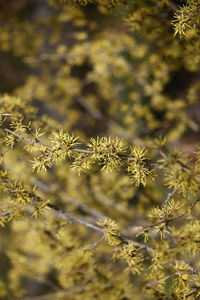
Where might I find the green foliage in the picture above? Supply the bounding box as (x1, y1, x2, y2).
(0, 0, 200, 299)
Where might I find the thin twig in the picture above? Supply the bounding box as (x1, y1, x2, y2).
(147, 272, 177, 287)
(1, 127, 94, 154)
(95, 195, 127, 213)
(163, 188, 176, 204)
(47, 205, 155, 253)
(129, 197, 200, 236)
(33, 179, 105, 219)
(2, 128, 52, 147)
(83, 235, 105, 249)
(68, 196, 105, 219)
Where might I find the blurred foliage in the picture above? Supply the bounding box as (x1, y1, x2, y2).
(0, 0, 200, 299)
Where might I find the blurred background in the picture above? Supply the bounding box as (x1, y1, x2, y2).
(0, 0, 200, 298)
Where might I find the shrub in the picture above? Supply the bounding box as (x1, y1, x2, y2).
(0, 0, 200, 299)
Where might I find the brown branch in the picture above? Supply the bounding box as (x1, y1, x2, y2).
(1, 127, 93, 154)
(163, 188, 176, 204)
(129, 197, 200, 237)
(147, 272, 178, 287)
(47, 205, 155, 253)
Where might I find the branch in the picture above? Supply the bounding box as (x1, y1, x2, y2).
(128, 197, 200, 237)
(1, 127, 93, 154)
(47, 204, 155, 253)
(163, 188, 176, 204)
(147, 272, 177, 287)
